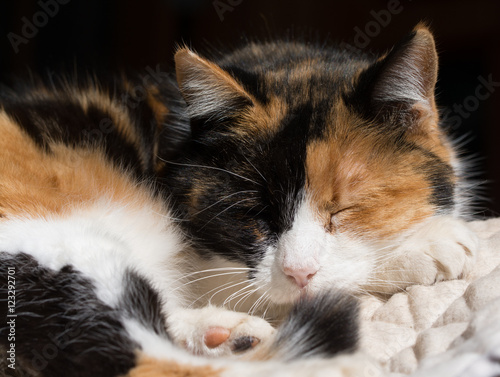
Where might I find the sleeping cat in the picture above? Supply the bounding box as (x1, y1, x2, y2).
(0, 24, 478, 376)
(164, 23, 479, 305)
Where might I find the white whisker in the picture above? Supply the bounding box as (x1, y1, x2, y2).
(172, 271, 250, 291)
(249, 290, 269, 316)
(159, 158, 261, 186)
(200, 198, 255, 229)
(223, 282, 257, 307)
(193, 190, 258, 216)
(172, 267, 249, 284)
(189, 279, 250, 308)
(234, 288, 260, 311)
(243, 154, 267, 183)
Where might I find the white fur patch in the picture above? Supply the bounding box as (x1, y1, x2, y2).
(373, 54, 430, 106)
(0, 200, 185, 307)
(253, 197, 373, 304)
(369, 215, 479, 294)
(278, 200, 323, 275)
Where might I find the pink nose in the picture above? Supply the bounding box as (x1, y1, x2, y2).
(283, 266, 318, 289)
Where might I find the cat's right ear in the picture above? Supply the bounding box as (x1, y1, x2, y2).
(174, 47, 254, 122)
(353, 24, 439, 132)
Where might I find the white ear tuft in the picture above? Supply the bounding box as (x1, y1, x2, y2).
(372, 25, 438, 110)
(174, 48, 253, 121)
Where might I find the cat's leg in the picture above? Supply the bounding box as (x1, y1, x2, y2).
(369, 216, 479, 294)
(167, 306, 276, 357)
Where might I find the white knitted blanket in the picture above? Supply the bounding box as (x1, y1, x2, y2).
(357, 218, 500, 377)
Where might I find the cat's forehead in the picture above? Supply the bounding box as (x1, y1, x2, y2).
(221, 41, 372, 106)
(264, 64, 367, 109)
(243, 83, 363, 146)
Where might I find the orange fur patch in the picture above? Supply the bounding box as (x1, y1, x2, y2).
(239, 95, 288, 137)
(406, 102, 455, 167)
(0, 111, 162, 220)
(305, 107, 436, 240)
(124, 355, 224, 377)
(76, 87, 149, 168)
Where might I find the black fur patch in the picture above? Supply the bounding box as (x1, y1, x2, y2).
(221, 65, 269, 105)
(272, 291, 358, 360)
(0, 252, 137, 377)
(164, 102, 314, 269)
(262, 105, 309, 234)
(151, 75, 192, 163)
(2, 97, 144, 176)
(423, 157, 455, 211)
(121, 270, 170, 339)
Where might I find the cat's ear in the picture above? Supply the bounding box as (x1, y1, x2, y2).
(174, 47, 254, 122)
(359, 24, 438, 127)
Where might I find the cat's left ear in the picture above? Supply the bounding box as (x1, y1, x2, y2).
(357, 24, 438, 128)
(174, 47, 254, 122)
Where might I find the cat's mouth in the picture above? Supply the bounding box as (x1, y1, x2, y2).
(265, 277, 313, 305)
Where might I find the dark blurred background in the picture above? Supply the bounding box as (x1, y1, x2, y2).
(1, 0, 499, 217)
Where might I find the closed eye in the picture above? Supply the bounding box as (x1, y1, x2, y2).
(329, 205, 358, 231)
(331, 205, 356, 217)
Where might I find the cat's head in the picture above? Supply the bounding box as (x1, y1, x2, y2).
(167, 25, 460, 304)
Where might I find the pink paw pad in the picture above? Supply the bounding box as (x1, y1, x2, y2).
(203, 327, 261, 353)
(204, 327, 231, 348)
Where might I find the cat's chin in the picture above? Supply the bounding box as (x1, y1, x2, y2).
(265, 280, 358, 306)
(254, 270, 328, 305)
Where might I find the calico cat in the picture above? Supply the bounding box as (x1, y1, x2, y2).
(164, 23, 479, 304)
(0, 24, 478, 376)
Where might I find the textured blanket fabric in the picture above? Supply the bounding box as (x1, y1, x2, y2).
(359, 218, 500, 376)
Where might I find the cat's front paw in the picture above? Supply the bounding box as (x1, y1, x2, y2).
(372, 216, 479, 293)
(168, 306, 275, 357)
(412, 216, 479, 283)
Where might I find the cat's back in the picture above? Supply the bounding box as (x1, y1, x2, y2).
(0, 75, 186, 219)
